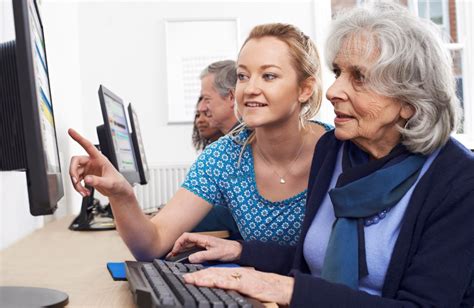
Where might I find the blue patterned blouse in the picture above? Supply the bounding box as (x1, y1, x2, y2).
(182, 122, 333, 246)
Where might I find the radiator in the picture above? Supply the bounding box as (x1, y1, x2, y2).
(134, 164, 190, 211)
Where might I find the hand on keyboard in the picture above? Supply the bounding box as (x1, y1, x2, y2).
(130, 259, 262, 307)
(183, 266, 294, 306)
(168, 233, 243, 264)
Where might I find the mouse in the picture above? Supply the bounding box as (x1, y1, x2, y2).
(165, 246, 207, 263)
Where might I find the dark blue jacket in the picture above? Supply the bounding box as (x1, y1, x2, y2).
(240, 131, 474, 307)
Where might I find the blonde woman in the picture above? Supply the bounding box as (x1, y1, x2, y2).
(68, 23, 332, 261)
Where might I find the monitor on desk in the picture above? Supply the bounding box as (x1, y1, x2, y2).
(0, 0, 68, 306)
(128, 103, 150, 185)
(0, 0, 63, 216)
(69, 86, 144, 231)
(97, 85, 141, 185)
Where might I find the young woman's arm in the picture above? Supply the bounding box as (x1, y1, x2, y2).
(68, 129, 212, 261)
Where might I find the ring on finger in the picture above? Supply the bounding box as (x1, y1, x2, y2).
(231, 272, 242, 281)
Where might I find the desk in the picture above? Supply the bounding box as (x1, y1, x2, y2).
(0, 216, 276, 307)
(0, 216, 134, 307)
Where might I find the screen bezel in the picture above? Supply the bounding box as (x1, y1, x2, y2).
(13, 0, 63, 215)
(98, 85, 140, 184)
(128, 103, 150, 185)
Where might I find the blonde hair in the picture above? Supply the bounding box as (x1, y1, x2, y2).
(231, 23, 323, 165)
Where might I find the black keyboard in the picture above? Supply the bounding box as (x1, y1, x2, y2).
(125, 259, 263, 308)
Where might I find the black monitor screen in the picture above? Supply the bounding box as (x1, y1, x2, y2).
(128, 103, 149, 185)
(28, 0, 60, 174)
(97, 85, 140, 184)
(103, 93, 136, 172)
(0, 0, 64, 215)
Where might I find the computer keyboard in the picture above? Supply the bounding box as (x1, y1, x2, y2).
(125, 259, 263, 308)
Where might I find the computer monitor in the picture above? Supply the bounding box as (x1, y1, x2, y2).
(97, 85, 140, 185)
(69, 86, 142, 232)
(69, 93, 150, 232)
(128, 103, 150, 185)
(0, 0, 64, 215)
(0, 0, 68, 306)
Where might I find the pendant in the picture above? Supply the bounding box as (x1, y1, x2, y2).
(280, 178, 286, 184)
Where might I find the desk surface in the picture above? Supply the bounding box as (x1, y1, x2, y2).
(0, 216, 135, 307)
(0, 216, 276, 307)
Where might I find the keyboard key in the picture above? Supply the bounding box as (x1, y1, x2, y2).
(199, 287, 226, 307)
(174, 262, 188, 273)
(142, 263, 159, 276)
(186, 264, 205, 272)
(154, 259, 172, 274)
(143, 265, 177, 306)
(162, 272, 196, 306)
(227, 290, 252, 307)
(198, 302, 211, 308)
(186, 283, 207, 302)
(213, 288, 230, 301)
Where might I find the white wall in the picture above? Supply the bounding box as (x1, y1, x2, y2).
(0, 1, 14, 46)
(74, 0, 323, 165)
(0, 173, 44, 250)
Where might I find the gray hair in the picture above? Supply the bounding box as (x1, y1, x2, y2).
(200, 60, 237, 98)
(326, 2, 460, 154)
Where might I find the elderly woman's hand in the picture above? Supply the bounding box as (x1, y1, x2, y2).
(68, 128, 134, 200)
(167, 233, 242, 263)
(183, 267, 294, 305)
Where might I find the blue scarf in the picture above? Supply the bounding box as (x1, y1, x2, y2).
(321, 141, 427, 289)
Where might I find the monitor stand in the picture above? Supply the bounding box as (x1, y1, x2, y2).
(0, 286, 68, 307)
(69, 186, 116, 231)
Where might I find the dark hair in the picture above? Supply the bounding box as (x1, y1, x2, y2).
(192, 97, 222, 151)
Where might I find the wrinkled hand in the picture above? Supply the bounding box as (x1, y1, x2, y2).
(167, 233, 242, 263)
(183, 267, 294, 305)
(68, 128, 133, 199)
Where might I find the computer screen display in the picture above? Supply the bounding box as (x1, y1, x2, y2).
(103, 93, 137, 172)
(0, 0, 64, 215)
(97, 85, 140, 184)
(28, 0, 60, 174)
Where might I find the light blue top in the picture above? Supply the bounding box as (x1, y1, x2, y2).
(182, 122, 333, 246)
(303, 145, 440, 295)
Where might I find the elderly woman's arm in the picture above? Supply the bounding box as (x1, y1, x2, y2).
(238, 241, 297, 275)
(289, 184, 474, 307)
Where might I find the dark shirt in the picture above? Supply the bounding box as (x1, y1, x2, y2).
(239, 131, 474, 307)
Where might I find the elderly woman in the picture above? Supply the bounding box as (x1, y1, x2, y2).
(169, 3, 474, 306)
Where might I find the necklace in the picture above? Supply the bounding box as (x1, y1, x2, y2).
(255, 138, 306, 184)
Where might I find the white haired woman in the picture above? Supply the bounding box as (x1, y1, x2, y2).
(169, 3, 474, 306)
